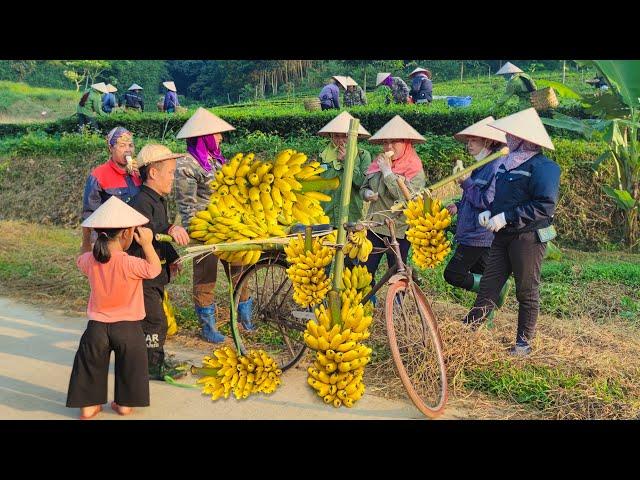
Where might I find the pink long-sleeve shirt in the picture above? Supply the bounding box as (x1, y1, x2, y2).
(77, 251, 162, 322)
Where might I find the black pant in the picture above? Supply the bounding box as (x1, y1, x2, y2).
(321, 103, 336, 110)
(142, 285, 168, 373)
(77, 113, 99, 132)
(464, 230, 546, 344)
(363, 231, 411, 286)
(67, 320, 149, 408)
(443, 244, 490, 290)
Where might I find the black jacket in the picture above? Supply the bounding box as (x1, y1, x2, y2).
(490, 153, 561, 233)
(127, 185, 179, 287)
(124, 91, 145, 111)
(410, 75, 433, 102)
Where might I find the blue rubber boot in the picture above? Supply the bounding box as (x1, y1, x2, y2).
(195, 305, 225, 343)
(238, 297, 256, 331)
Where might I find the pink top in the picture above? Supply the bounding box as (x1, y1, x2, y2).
(77, 251, 162, 322)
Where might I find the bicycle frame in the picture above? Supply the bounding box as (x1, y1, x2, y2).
(357, 217, 416, 305)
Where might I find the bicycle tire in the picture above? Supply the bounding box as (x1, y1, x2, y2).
(385, 278, 448, 418)
(232, 255, 307, 371)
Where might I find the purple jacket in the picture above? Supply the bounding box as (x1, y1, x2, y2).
(454, 158, 502, 247)
(319, 83, 340, 108)
(163, 90, 179, 111)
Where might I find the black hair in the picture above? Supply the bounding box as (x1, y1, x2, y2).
(92, 228, 124, 263)
(139, 161, 166, 183)
(138, 164, 149, 182)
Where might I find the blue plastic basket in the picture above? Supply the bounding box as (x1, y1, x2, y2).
(447, 96, 472, 108)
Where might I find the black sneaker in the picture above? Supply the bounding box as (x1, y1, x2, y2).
(508, 344, 532, 357)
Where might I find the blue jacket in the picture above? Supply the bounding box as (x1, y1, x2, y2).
(455, 158, 501, 247)
(102, 93, 117, 113)
(490, 153, 561, 234)
(319, 83, 340, 108)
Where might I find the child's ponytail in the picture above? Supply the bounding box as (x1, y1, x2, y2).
(93, 228, 122, 263)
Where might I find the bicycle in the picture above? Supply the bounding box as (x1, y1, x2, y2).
(229, 216, 448, 418)
(230, 249, 309, 372)
(348, 215, 447, 418)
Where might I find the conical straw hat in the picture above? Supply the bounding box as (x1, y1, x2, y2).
(344, 76, 358, 87)
(106, 84, 118, 93)
(176, 107, 236, 139)
(454, 116, 507, 144)
(369, 115, 426, 144)
(489, 108, 555, 150)
(376, 72, 391, 86)
(330, 76, 348, 89)
(81, 196, 149, 229)
(91, 82, 109, 94)
(409, 67, 429, 77)
(163, 81, 177, 92)
(495, 62, 524, 75)
(128, 83, 143, 90)
(318, 111, 371, 138)
(136, 144, 184, 168)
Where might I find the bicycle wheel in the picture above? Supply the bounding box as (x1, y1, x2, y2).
(232, 255, 308, 371)
(385, 278, 448, 418)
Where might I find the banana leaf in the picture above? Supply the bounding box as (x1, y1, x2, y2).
(602, 186, 636, 211)
(541, 114, 596, 139)
(594, 60, 640, 109)
(535, 79, 582, 99)
(584, 91, 630, 118)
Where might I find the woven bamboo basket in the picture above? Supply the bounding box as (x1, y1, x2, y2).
(530, 87, 559, 111)
(304, 98, 321, 111)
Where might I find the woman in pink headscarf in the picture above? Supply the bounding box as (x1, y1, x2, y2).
(360, 115, 427, 304)
(173, 108, 254, 343)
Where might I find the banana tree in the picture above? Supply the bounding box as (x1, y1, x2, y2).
(541, 60, 640, 251)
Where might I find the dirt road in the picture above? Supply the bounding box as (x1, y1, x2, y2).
(0, 297, 477, 420)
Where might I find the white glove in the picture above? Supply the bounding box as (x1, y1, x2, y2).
(487, 212, 507, 232)
(376, 155, 393, 176)
(363, 189, 379, 202)
(478, 210, 491, 228)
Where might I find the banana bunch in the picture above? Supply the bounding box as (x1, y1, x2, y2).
(188, 150, 338, 266)
(192, 346, 282, 401)
(341, 265, 373, 315)
(342, 229, 373, 262)
(303, 300, 373, 408)
(284, 233, 336, 308)
(404, 195, 452, 269)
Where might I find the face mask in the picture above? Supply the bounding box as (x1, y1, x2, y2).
(474, 147, 491, 161)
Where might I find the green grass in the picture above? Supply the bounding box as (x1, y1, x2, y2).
(464, 361, 584, 410)
(580, 262, 640, 287)
(409, 241, 640, 322)
(0, 81, 79, 123)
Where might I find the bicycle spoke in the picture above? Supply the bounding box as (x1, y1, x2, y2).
(386, 282, 446, 416)
(233, 260, 307, 371)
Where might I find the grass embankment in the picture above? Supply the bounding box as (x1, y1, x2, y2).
(0, 81, 79, 124)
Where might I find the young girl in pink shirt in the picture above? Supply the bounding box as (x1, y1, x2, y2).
(66, 196, 162, 419)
